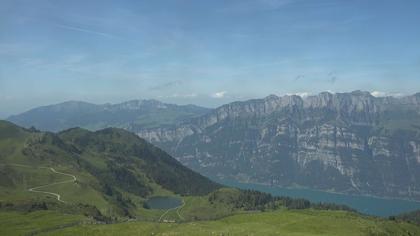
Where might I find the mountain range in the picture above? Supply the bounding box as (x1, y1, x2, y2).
(8, 100, 210, 132)
(7, 91, 420, 201)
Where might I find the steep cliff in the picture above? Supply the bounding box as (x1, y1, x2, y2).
(137, 91, 420, 200)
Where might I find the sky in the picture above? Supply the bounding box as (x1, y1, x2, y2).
(1, 0, 420, 117)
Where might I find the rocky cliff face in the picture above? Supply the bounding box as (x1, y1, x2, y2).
(137, 91, 420, 200)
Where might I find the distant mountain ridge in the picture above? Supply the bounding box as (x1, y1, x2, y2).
(7, 99, 210, 132)
(136, 91, 420, 201)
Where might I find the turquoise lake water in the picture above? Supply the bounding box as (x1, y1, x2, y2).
(145, 196, 182, 210)
(215, 179, 420, 217)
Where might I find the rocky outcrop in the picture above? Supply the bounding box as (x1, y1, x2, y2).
(137, 91, 420, 200)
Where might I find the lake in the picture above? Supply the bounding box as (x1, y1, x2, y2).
(215, 178, 420, 217)
(145, 196, 182, 210)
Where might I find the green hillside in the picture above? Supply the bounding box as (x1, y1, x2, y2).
(0, 120, 220, 220)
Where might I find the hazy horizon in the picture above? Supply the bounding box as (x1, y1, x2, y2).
(1, 0, 420, 117)
(3, 89, 419, 119)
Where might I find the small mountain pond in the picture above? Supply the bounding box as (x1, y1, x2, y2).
(145, 196, 182, 210)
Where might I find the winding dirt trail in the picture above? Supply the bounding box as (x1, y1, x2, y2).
(28, 167, 77, 203)
(158, 198, 186, 222)
(176, 199, 186, 220)
(5, 163, 77, 203)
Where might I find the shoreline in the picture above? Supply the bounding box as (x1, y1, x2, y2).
(215, 178, 420, 204)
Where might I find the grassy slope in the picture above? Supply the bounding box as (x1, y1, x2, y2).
(395, 209, 420, 226)
(0, 211, 87, 236)
(0, 209, 419, 236)
(0, 120, 221, 219)
(0, 121, 112, 214)
(57, 126, 221, 197)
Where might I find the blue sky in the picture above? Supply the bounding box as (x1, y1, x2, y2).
(1, 0, 420, 117)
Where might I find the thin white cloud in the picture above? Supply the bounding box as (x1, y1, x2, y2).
(371, 91, 387, 97)
(286, 92, 310, 97)
(55, 24, 115, 38)
(371, 91, 404, 97)
(211, 91, 227, 98)
(158, 93, 197, 99)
